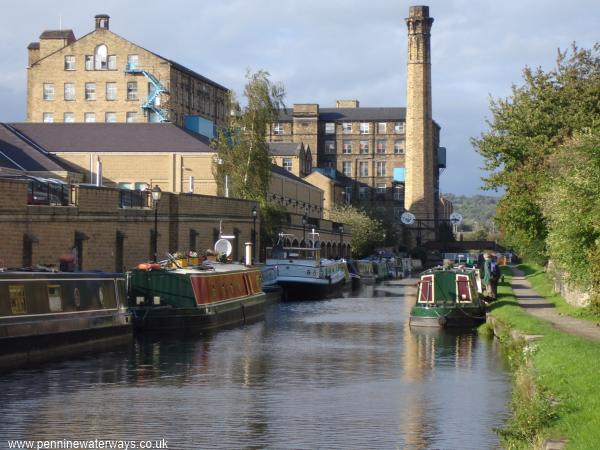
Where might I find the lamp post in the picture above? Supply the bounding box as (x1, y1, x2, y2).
(217, 158, 229, 197)
(302, 213, 308, 247)
(339, 225, 344, 258)
(151, 185, 162, 262)
(251, 206, 257, 261)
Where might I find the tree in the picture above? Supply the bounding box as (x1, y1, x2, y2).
(329, 205, 385, 258)
(472, 43, 600, 261)
(543, 131, 600, 298)
(212, 70, 285, 201)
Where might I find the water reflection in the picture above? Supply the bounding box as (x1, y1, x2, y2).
(0, 283, 510, 449)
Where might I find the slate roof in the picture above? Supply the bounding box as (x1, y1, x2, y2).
(0, 124, 77, 172)
(277, 107, 407, 122)
(9, 123, 214, 154)
(270, 164, 314, 187)
(268, 142, 303, 156)
(39, 30, 75, 40)
(27, 42, 40, 50)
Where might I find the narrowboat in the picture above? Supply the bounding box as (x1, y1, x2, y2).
(265, 234, 346, 300)
(0, 270, 131, 371)
(356, 260, 377, 284)
(260, 265, 282, 302)
(127, 259, 266, 332)
(409, 267, 486, 328)
(344, 259, 362, 290)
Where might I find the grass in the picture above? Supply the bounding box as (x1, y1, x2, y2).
(517, 262, 600, 323)
(487, 267, 600, 449)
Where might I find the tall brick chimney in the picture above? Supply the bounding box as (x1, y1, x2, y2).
(404, 5, 436, 244)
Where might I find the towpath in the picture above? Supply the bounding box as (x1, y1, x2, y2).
(509, 267, 600, 342)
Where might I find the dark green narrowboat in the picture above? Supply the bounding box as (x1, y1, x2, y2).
(409, 267, 486, 328)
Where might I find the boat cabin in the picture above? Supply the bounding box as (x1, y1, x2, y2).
(417, 269, 480, 305)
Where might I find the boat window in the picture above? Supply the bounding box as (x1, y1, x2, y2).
(9, 285, 27, 314)
(456, 275, 471, 302)
(48, 285, 63, 312)
(418, 276, 434, 303)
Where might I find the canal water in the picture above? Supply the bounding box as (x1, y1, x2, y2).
(0, 283, 511, 449)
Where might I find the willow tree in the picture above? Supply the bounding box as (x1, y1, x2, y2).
(212, 70, 285, 201)
(472, 44, 600, 261)
(329, 205, 384, 258)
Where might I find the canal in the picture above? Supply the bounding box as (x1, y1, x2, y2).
(0, 283, 511, 449)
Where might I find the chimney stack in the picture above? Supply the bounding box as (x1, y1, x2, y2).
(95, 14, 110, 30)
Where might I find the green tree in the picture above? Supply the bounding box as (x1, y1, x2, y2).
(212, 70, 285, 201)
(472, 43, 600, 260)
(543, 131, 600, 297)
(329, 205, 385, 258)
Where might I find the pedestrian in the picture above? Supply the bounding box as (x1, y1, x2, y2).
(483, 253, 500, 301)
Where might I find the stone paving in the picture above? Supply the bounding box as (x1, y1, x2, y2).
(509, 267, 600, 342)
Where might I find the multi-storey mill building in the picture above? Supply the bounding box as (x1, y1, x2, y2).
(26, 14, 228, 126)
(267, 6, 445, 245)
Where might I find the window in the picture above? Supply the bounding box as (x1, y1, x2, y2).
(342, 122, 352, 134)
(359, 122, 369, 134)
(394, 139, 405, 154)
(63, 112, 74, 123)
(376, 140, 386, 154)
(85, 55, 93, 70)
(324, 140, 336, 154)
(377, 122, 386, 134)
(64, 55, 75, 70)
(273, 123, 284, 135)
(95, 44, 108, 70)
(359, 186, 369, 200)
(84, 113, 96, 123)
(127, 82, 138, 100)
(394, 122, 405, 134)
(105, 112, 117, 123)
(359, 140, 369, 154)
(106, 82, 117, 101)
(325, 122, 335, 134)
(393, 207, 402, 221)
(358, 161, 369, 177)
(108, 55, 117, 70)
(325, 161, 335, 169)
(85, 83, 96, 100)
(127, 54, 138, 70)
(376, 183, 387, 194)
(126, 112, 137, 123)
(9, 285, 26, 314)
(342, 161, 352, 176)
(42, 112, 53, 123)
(376, 161, 386, 177)
(64, 83, 75, 101)
(283, 158, 293, 172)
(342, 140, 352, 154)
(43, 83, 54, 101)
(393, 184, 404, 200)
(48, 285, 63, 312)
(344, 186, 352, 203)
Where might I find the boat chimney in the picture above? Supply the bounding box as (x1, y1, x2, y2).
(245, 242, 253, 266)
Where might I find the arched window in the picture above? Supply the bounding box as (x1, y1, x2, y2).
(95, 44, 107, 70)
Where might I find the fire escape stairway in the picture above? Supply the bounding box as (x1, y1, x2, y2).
(124, 65, 170, 122)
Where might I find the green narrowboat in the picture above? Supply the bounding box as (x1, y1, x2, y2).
(128, 260, 266, 332)
(409, 267, 486, 328)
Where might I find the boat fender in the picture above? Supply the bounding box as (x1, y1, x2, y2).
(438, 316, 447, 327)
(137, 263, 161, 270)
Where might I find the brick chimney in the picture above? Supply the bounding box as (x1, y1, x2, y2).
(95, 14, 110, 30)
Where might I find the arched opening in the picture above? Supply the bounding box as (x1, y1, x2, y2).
(332, 242, 337, 258)
(95, 44, 108, 70)
(326, 242, 332, 259)
(320, 241, 326, 257)
(300, 239, 306, 248)
(292, 239, 299, 247)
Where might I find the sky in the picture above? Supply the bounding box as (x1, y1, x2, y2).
(0, 0, 598, 195)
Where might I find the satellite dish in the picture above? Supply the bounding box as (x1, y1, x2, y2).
(214, 238, 233, 257)
(449, 212, 463, 225)
(401, 212, 416, 225)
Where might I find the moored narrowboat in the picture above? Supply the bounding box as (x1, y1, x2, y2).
(127, 260, 266, 332)
(356, 260, 377, 284)
(0, 270, 131, 371)
(409, 267, 486, 328)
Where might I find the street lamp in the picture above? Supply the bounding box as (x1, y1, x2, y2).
(251, 205, 257, 261)
(302, 213, 308, 247)
(339, 225, 344, 258)
(216, 158, 229, 198)
(151, 185, 162, 262)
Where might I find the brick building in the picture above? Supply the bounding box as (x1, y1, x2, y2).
(266, 6, 446, 245)
(27, 14, 228, 127)
(268, 142, 312, 177)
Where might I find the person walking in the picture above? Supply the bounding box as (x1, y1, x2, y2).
(483, 253, 500, 300)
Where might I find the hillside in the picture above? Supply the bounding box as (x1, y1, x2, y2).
(443, 194, 499, 232)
